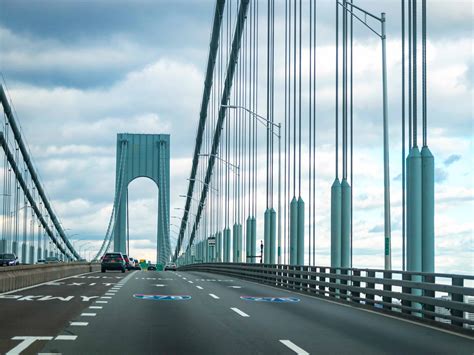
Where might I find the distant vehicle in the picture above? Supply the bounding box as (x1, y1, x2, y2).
(44, 256, 61, 264)
(122, 254, 134, 271)
(101, 252, 126, 273)
(0, 253, 19, 266)
(147, 264, 157, 271)
(164, 263, 177, 271)
(131, 258, 141, 270)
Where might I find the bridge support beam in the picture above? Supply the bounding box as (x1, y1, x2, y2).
(223, 228, 231, 262)
(29, 245, 35, 264)
(331, 179, 342, 268)
(297, 198, 305, 265)
(246, 217, 252, 262)
(341, 179, 352, 268)
(233, 223, 242, 263)
(421, 146, 434, 273)
(270, 209, 277, 264)
(264, 210, 270, 263)
(290, 197, 298, 265)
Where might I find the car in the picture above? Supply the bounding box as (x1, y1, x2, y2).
(0, 253, 19, 266)
(122, 254, 135, 271)
(44, 256, 61, 264)
(164, 263, 177, 271)
(101, 252, 126, 273)
(147, 264, 157, 271)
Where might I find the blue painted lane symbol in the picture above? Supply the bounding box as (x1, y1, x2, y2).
(240, 296, 300, 303)
(133, 294, 192, 301)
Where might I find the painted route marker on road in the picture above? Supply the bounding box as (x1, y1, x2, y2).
(240, 296, 300, 303)
(133, 294, 191, 301)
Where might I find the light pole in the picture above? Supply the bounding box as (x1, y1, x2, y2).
(223, 104, 282, 264)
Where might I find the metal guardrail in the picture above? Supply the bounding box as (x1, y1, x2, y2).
(179, 263, 474, 332)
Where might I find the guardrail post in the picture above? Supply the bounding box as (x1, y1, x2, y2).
(352, 269, 360, 304)
(341, 268, 348, 300)
(310, 266, 316, 294)
(366, 270, 375, 307)
(423, 274, 435, 320)
(329, 267, 336, 298)
(383, 271, 392, 311)
(401, 273, 411, 314)
(319, 267, 326, 296)
(451, 277, 464, 327)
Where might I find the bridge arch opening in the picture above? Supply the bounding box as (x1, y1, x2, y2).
(127, 177, 159, 264)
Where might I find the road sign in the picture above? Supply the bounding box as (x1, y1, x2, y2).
(133, 294, 191, 301)
(240, 296, 300, 303)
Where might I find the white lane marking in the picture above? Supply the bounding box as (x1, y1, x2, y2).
(55, 335, 77, 340)
(154, 284, 166, 287)
(196, 286, 203, 290)
(182, 277, 187, 280)
(105, 293, 115, 296)
(188, 281, 194, 284)
(0, 272, 96, 296)
(80, 313, 96, 317)
(89, 306, 102, 309)
(70, 322, 88, 326)
(279, 340, 309, 355)
(231, 307, 250, 317)
(228, 286, 242, 289)
(209, 294, 220, 299)
(96, 300, 108, 304)
(7, 336, 53, 355)
(101, 296, 112, 299)
(38, 353, 61, 355)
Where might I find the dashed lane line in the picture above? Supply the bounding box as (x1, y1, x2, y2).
(55, 335, 77, 341)
(95, 300, 108, 304)
(279, 340, 309, 355)
(196, 286, 203, 290)
(89, 306, 102, 309)
(188, 281, 194, 284)
(70, 322, 88, 326)
(80, 313, 96, 317)
(209, 294, 220, 299)
(230, 307, 250, 318)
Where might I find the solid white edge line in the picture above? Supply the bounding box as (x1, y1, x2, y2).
(279, 340, 309, 355)
(209, 293, 220, 299)
(231, 307, 250, 317)
(221, 272, 474, 341)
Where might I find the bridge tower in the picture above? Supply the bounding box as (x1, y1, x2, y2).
(113, 133, 171, 266)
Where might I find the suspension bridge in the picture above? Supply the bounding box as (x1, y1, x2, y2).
(0, 0, 472, 354)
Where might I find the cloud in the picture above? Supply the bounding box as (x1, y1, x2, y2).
(369, 224, 384, 234)
(435, 168, 448, 183)
(444, 154, 461, 166)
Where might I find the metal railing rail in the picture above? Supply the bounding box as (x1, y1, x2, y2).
(179, 263, 474, 332)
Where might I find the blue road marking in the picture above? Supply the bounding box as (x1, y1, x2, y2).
(133, 294, 192, 301)
(240, 296, 300, 303)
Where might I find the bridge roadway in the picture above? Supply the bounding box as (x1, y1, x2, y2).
(0, 270, 472, 354)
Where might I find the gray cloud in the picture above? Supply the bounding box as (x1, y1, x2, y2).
(444, 154, 461, 166)
(435, 168, 448, 183)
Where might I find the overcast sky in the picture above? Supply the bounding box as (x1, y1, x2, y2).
(0, 0, 472, 273)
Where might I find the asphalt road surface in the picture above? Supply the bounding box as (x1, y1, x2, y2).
(1, 270, 472, 354)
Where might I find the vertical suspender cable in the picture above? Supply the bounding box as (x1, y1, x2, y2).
(412, 0, 417, 147)
(309, 0, 312, 266)
(313, 0, 317, 265)
(350, 3, 353, 267)
(402, 0, 406, 270)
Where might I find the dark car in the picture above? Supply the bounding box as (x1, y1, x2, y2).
(123, 254, 135, 271)
(101, 252, 126, 273)
(147, 264, 157, 271)
(164, 263, 177, 271)
(0, 253, 19, 266)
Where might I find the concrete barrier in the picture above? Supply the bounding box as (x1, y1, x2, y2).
(0, 262, 100, 293)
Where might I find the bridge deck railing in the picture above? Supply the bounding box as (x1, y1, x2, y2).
(178, 263, 474, 332)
